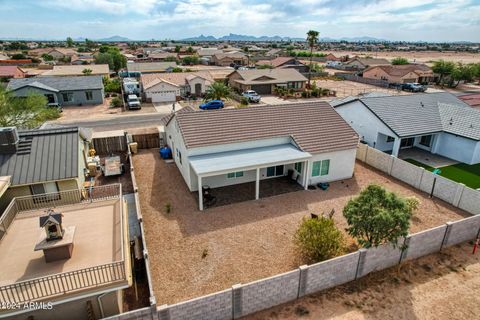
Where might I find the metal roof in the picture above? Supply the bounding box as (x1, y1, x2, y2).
(174, 102, 359, 154)
(7, 75, 104, 92)
(357, 92, 474, 138)
(0, 127, 80, 186)
(190, 144, 311, 176)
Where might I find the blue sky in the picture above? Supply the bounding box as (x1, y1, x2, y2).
(0, 0, 479, 41)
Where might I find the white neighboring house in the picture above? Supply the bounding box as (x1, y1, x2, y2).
(162, 102, 359, 210)
(332, 92, 480, 165)
(141, 72, 213, 103)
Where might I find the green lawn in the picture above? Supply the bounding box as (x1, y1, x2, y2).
(404, 159, 480, 189)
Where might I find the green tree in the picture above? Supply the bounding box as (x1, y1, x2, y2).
(432, 60, 456, 85)
(204, 82, 231, 100)
(110, 97, 122, 108)
(82, 68, 93, 75)
(391, 57, 409, 65)
(257, 64, 273, 69)
(85, 38, 97, 50)
(343, 184, 419, 248)
(186, 46, 194, 54)
(95, 47, 126, 72)
(66, 37, 74, 48)
(449, 63, 475, 87)
(182, 55, 199, 65)
(11, 53, 27, 60)
(306, 30, 320, 88)
(0, 88, 59, 128)
(103, 76, 121, 93)
(294, 216, 345, 263)
(174, 45, 181, 53)
(171, 67, 183, 73)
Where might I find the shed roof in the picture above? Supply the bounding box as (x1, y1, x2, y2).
(173, 102, 359, 154)
(7, 75, 104, 92)
(40, 64, 109, 76)
(0, 127, 81, 186)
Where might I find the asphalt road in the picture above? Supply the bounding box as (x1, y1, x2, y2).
(48, 112, 170, 132)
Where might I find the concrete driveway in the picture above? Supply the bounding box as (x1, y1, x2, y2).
(153, 102, 183, 113)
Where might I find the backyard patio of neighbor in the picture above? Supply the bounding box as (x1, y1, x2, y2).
(132, 149, 471, 306)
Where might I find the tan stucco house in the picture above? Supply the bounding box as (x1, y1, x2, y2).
(228, 69, 307, 94)
(362, 64, 436, 84)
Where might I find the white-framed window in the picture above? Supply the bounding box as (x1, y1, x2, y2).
(419, 135, 432, 147)
(312, 159, 330, 177)
(227, 171, 244, 179)
(266, 165, 284, 177)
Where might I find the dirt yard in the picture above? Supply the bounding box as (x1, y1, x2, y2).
(326, 50, 480, 64)
(247, 242, 480, 320)
(313, 79, 408, 98)
(132, 149, 470, 306)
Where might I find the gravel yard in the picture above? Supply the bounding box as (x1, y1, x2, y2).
(313, 80, 407, 98)
(133, 149, 470, 305)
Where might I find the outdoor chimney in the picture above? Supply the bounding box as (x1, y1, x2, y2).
(39, 209, 64, 241)
(0, 127, 19, 154)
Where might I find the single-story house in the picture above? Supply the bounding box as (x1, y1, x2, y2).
(47, 48, 77, 60)
(0, 126, 89, 210)
(197, 48, 223, 58)
(164, 102, 359, 210)
(40, 64, 110, 77)
(71, 53, 95, 65)
(255, 57, 309, 73)
(228, 69, 308, 94)
(141, 71, 213, 102)
(0, 66, 25, 79)
(7, 75, 104, 106)
(362, 64, 435, 84)
(342, 58, 390, 70)
(126, 61, 178, 74)
(265, 48, 283, 57)
(212, 52, 248, 67)
(333, 92, 480, 164)
(459, 93, 480, 109)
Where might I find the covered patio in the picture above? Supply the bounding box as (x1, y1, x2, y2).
(399, 147, 458, 168)
(189, 144, 311, 210)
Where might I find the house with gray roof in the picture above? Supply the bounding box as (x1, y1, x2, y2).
(7, 75, 104, 106)
(333, 92, 480, 164)
(228, 69, 308, 94)
(163, 102, 358, 210)
(0, 126, 89, 211)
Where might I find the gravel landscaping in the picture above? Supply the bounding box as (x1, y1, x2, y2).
(132, 149, 470, 305)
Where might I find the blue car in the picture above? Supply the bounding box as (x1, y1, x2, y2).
(199, 100, 224, 110)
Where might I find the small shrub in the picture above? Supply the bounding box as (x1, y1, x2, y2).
(240, 96, 249, 106)
(294, 216, 345, 263)
(110, 97, 122, 108)
(165, 202, 172, 214)
(201, 248, 208, 258)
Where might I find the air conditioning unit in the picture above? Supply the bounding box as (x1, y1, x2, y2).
(0, 127, 19, 154)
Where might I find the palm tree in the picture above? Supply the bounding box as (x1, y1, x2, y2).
(204, 82, 232, 101)
(306, 30, 320, 88)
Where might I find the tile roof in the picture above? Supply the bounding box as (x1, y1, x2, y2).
(364, 64, 433, 77)
(346, 58, 390, 66)
(256, 57, 296, 68)
(173, 102, 359, 154)
(229, 69, 307, 85)
(141, 71, 213, 89)
(0, 127, 81, 186)
(351, 92, 479, 139)
(7, 75, 104, 92)
(127, 62, 177, 73)
(0, 66, 23, 77)
(40, 64, 110, 76)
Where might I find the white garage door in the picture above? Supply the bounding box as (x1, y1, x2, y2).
(149, 90, 176, 102)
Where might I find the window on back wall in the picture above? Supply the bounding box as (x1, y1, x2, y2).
(62, 92, 73, 102)
(266, 165, 284, 177)
(386, 135, 395, 143)
(85, 91, 93, 100)
(420, 135, 432, 147)
(294, 162, 302, 173)
(312, 159, 330, 177)
(227, 171, 244, 179)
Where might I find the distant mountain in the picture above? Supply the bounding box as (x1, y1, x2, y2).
(97, 35, 131, 42)
(181, 33, 304, 42)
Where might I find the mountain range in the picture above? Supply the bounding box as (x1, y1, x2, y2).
(180, 33, 390, 42)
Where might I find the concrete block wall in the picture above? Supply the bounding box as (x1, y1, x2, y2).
(303, 251, 360, 296)
(161, 289, 232, 320)
(432, 175, 459, 204)
(443, 215, 480, 247)
(236, 269, 300, 318)
(356, 143, 368, 162)
(458, 187, 480, 215)
(365, 147, 392, 174)
(418, 170, 435, 194)
(390, 158, 423, 188)
(356, 242, 403, 278)
(402, 225, 447, 261)
(102, 307, 154, 320)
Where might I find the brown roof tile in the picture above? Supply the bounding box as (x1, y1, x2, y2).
(174, 102, 359, 154)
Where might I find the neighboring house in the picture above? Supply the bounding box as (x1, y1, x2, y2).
(47, 48, 77, 60)
(0, 66, 25, 80)
(333, 92, 480, 164)
(363, 64, 435, 84)
(0, 126, 90, 210)
(7, 75, 104, 106)
(228, 69, 307, 94)
(70, 53, 95, 65)
(324, 53, 341, 61)
(126, 61, 178, 74)
(163, 102, 359, 210)
(212, 52, 248, 67)
(40, 64, 110, 77)
(141, 71, 213, 102)
(458, 93, 480, 110)
(342, 57, 390, 70)
(264, 48, 283, 57)
(197, 48, 223, 58)
(255, 57, 309, 73)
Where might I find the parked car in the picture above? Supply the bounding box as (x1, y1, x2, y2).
(199, 100, 224, 110)
(47, 102, 63, 112)
(401, 83, 426, 92)
(127, 94, 141, 110)
(242, 90, 261, 103)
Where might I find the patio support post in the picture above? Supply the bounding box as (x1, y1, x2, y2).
(304, 160, 309, 190)
(255, 168, 260, 200)
(198, 175, 203, 211)
(392, 138, 401, 157)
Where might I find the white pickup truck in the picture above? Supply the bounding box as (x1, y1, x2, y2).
(127, 95, 141, 110)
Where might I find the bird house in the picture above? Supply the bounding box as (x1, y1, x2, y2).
(39, 209, 64, 241)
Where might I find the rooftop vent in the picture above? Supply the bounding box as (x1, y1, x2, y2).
(0, 127, 19, 154)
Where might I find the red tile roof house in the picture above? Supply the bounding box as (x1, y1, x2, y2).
(0, 66, 25, 80)
(163, 102, 359, 210)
